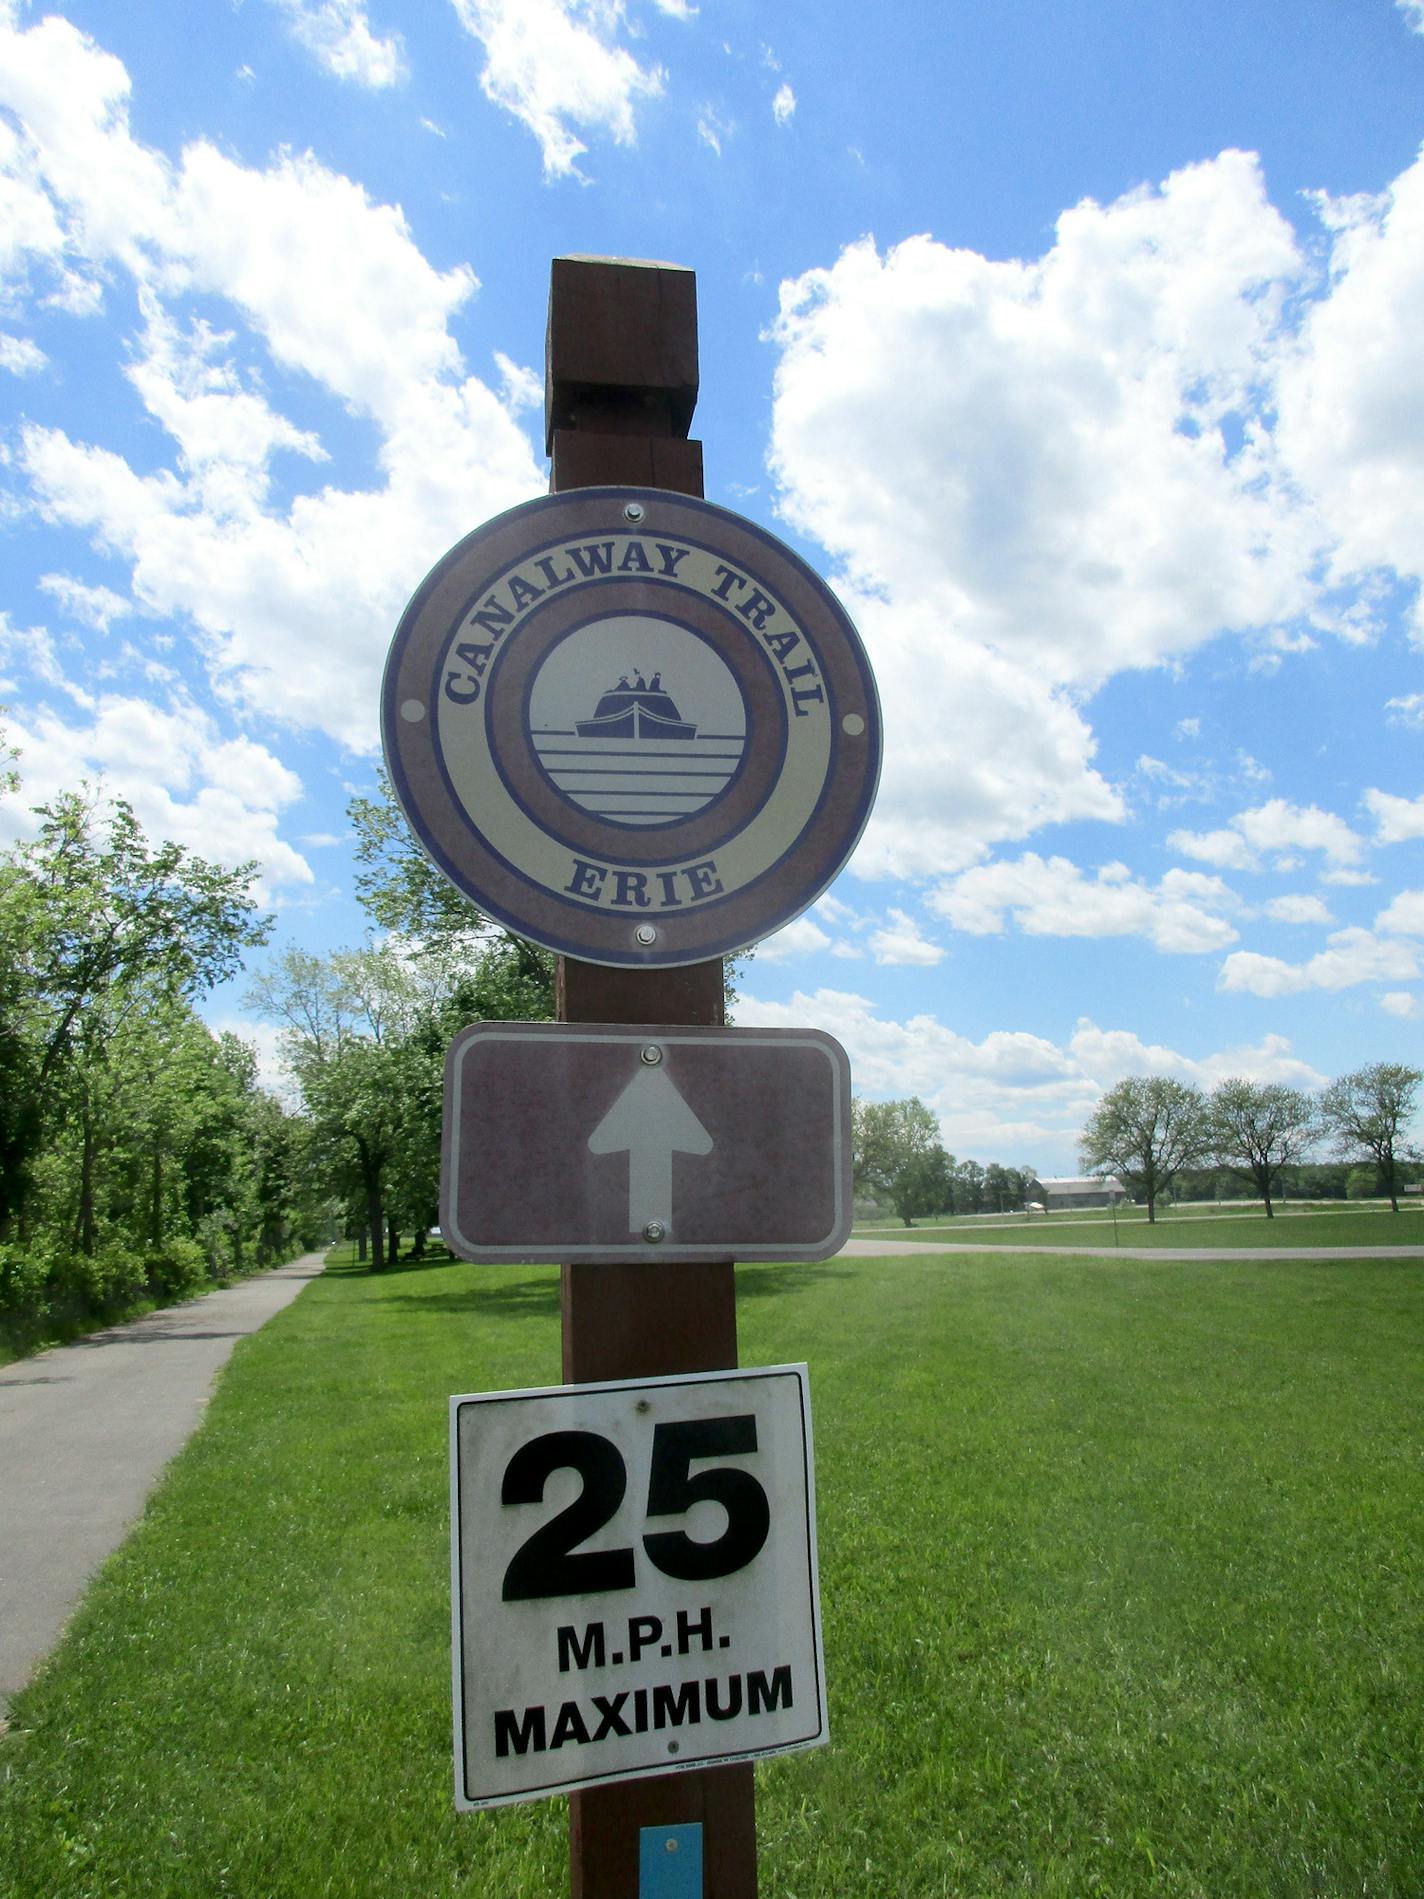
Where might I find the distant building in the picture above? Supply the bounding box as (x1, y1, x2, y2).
(1038, 1175, 1127, 1210)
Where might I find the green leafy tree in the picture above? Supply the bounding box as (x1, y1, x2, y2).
(1079, 1076, 1211, 1224)
(249, 946, 416, 1272)
(852, 1096, 945, 1226)
(0, 790, 269, 1246)
(953, 1158, 985, 1215)
(1319, 1063, 1421, 1214)
(1209, 1079, 1318, 1220)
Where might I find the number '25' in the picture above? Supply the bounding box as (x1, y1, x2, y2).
(501, 1415, 771, 1602)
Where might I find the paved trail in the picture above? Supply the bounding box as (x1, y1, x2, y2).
(0, 1252, 326, 1712)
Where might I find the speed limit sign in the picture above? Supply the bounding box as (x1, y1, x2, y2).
(449, 1364, 827, 1808)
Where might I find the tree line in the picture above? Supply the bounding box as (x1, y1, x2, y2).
(852, 1097, 1044, 1226)
(1080, 1068, 1423, 1221)
(0, 737, 557, 1350)
(854, 1065, 1422, 1230)
(0, 749, 321, 1352)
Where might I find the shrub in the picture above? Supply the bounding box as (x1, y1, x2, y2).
(142, 1237, 206, 1301)
(0, 1243, 48, 1335)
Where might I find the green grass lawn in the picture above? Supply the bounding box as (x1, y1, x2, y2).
(857, 1206, 1424, 1250)
(2, 1245, 1420, 1896)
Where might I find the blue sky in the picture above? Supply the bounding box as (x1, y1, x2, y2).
(1, 0, 1422, 1173)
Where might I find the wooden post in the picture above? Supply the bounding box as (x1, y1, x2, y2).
(548, 256, 759, 1899)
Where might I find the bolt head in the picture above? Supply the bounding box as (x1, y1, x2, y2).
(635, 923, 657, 945)
(623, 500, 646, 524)
(640, 1044, 663, 1066)
(643, 1220, 666, 1244)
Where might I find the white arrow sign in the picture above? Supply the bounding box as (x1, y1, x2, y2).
(587, 1063, 714, 1233)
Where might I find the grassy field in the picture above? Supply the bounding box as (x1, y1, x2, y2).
(855, 1204, 1424, 1249)
(2, 1243, 1421, 1896)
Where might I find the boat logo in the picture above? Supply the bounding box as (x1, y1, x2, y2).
(528, 617, 748, 830)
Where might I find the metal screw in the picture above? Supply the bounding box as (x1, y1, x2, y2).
(666, 1837, 679, 1853)
(643, 1220, 665, 1244)
(635, 923, 657, 945)
(667, 1740, 680, 1754)
(640, 1044, 663, 1066)
(623, 500, 646, 524)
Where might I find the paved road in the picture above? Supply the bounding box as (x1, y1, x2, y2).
(0, 1251, 326, 1713)
(840, 1237, 1424, 1261)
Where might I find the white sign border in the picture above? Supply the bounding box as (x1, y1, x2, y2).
(449, 1363, 828, 1811)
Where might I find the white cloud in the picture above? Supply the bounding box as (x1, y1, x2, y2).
(1365, 787, 1424, 844)
(1376, 889, 1424, 935)
(770, 156, 1309, 687)
(1381, 990, 1419, 1018)
(0, 692, 313, 900)
(1274, 148, 1424, 640)
(1399, 2, 1424, 36)
(753, 914, 832, 962)
(1386, 691, 1424, 729)
(1262, 893, 1333, 926)
(449, 0, 665, 179)
(867, 907, 944, 965)
(0, 332, 45, 374)
(269, 0, 406, 87)
(772, 82, 796, 126)
(697, 106, 734, 156)
(838, 592, 1123, 876)
(1069, 1019, 1323, 1093)
(493, 350, 543, 412)
(1234, 799, 1365, 864)
(763, 143, 1424, 883)
(1170, 798, 1365, 871)
(929, 853, 1238, 954)
(1218, 928, 1419, 998)
(38, 573, 133, 632)
(735, 988, 1322, 1166)
(1167, 824, 1257, 871)
(766, 154, 1326, 874)
(0, 9, 544, 750)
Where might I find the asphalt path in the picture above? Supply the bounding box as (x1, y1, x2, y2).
(840, 1236, 1424, 1260)
(0, 1251, 326, 1714)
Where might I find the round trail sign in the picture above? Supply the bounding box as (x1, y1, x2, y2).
(382, 487, 881, 967)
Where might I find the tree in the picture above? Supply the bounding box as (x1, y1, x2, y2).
(1208, 1079, 1318, 1219)
(1318, 1063, 1421, 1214)
(852, 1096, 945, 1226)
(953, 1158, 985, 1215)
(1079, 1076, 1211, 1224)
(248, 945, 423, 1272)
(0, 789, 269, 1245)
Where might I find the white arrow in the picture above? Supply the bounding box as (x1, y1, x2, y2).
(587, 1063, 713, 1234)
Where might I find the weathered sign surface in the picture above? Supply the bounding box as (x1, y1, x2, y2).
(450, 1365, 827, 1809)
(440, 1022, 852, 1264)
(382, 486, 881, 967)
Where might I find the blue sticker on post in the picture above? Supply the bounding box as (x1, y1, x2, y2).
(383, 487, 880, 969)
(639, 1824, 702, 1898)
